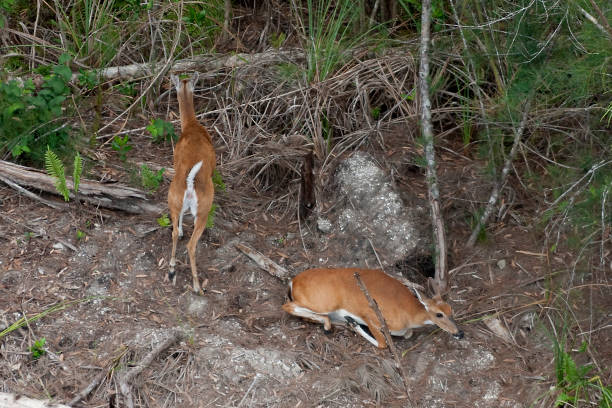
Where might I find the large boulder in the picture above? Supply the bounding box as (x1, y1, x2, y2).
(321, 151, 430, 267)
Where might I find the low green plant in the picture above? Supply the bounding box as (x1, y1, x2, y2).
(157, 214, 171, 227)
(0, 55, 74, 165)
(269, 32, 286, 49)
(146, 118, 176, 143)
(23, 231, 34, 242)
(553, 339, 612, 407)
(111, 134, 132, 161)
(181, 0, 224, 45)
(77, 69, 100, 91)
(53, 0, 120, 67)
(140, 164, 164, 191)
(29, 337, 46, 360)
(212, 169, 226, 191)
(45, 147, 82, 202)
(76, 229, 86, 240)
(300, 0, 360, 83)
(371, 106, 381, 120)
(206, 203, 218, 229)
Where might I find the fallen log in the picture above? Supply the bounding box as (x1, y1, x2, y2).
(91, 50, 304, 81)
(0, 160, 162, 214)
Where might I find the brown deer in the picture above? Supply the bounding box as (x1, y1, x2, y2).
(282, 268, 463, 348)
(167, 73, 215, 294)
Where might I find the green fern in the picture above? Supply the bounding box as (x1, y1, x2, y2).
(72, 151, 82, 194)
(45, 147, 69, 201)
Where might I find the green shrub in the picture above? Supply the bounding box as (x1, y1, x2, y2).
(111, 134, 132, 161)
(146, 118, 176, 143)
(140, 164, 165, 191)
(0, 56, 74, 165)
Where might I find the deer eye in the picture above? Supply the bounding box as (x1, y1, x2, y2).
(436, 313, 444, 318)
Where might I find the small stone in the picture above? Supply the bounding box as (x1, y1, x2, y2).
(317, 217, 332, 233)
(188, 296, 209, 316)
(52, 242, 65, 250)
(497, 259, 506, 270)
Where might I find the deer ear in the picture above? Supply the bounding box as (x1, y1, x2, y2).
(191, 71, 200, 85)
(413, 289, 430, 311)
(170, 74, 181, 91)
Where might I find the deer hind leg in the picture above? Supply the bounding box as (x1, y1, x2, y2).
(168, 198, 181, 285)
(187, 187, 213, 294)
(282, 302, 332, 332)
(361, 316, 388, 349)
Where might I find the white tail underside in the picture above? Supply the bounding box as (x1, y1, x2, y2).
(178, 161, 203, 236)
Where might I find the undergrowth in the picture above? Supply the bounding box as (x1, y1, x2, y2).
(0, 56, 74, 165)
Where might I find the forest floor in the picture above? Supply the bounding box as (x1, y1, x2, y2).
(1, 128, 609, 407)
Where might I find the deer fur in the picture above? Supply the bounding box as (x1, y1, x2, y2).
(282, 268, 463, 348)
(167, 73, 216, 293)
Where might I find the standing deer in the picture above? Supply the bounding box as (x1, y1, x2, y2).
(167, 73, 216, 294)
(282, 268, 464, 348)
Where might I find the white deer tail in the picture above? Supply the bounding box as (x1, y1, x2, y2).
(186, 161, 203, 192)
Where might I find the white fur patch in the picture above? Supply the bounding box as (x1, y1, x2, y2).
(178, 161, 203, 234)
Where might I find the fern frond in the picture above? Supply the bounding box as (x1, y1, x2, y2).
(45, 147, 69, 201)
(73, 151, 82, 194)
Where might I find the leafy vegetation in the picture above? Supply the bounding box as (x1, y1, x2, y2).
(29, 337, 46, 360)
(552, 338, 612, 407)
(0, 56, 74, 165)
(140, 164, 165, 192)
(157, 214, 171, 227)
(111, 134, 132, 161)
(146, 118, 177, 143)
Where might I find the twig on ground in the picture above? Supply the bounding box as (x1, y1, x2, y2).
(353, 272, 414, 408)
(68, 369, 107, 406)
(237, 373, 261, 407)
(235, 243, 290, 282)
(119, 331, 182, 408)
(466, 99, 532, 247)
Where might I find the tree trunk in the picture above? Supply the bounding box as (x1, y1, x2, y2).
(418, 0, 448, 294)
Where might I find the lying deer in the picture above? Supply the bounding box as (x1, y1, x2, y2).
(282, 268, 464, 348)
(167, 73, 216, 293)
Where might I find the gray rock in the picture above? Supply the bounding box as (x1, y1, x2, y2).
(333, 152, 429, 263)
(317, 217, 332, 233)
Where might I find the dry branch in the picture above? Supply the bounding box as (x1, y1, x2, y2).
(466, 100, 531, 247)
(0, 160, 162, 214)
(235, 243, 290, 282)
(68, 369, 107, 407)
(418, 0, 447, 293)
(0, 393, 70, 408)
(353, 272, 414, 407)
(119, 331, 182, 408)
